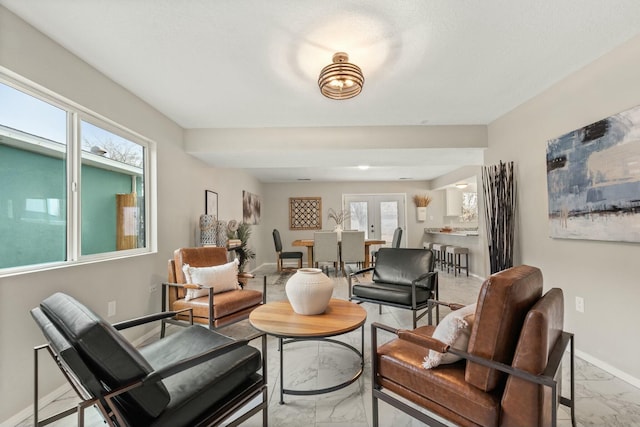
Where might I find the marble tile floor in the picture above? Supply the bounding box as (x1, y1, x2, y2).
(16, 265, 640, 426)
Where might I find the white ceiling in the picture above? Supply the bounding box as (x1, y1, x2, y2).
(3, 0, 640, 182)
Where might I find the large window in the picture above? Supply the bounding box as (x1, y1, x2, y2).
(0, 75, 154, 274)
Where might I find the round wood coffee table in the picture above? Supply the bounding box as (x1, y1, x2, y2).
(249, 298, 367, 404)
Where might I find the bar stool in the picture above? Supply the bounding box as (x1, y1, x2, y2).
(446, 246, 469, 277)
(431, 243, 448, 271)
(444, 245, 459, 274)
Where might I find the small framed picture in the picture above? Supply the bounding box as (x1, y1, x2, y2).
(205, 190, 218, 218)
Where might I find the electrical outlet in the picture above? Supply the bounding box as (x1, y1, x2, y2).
(108, 300, 116, 317)
(575, 296, 584, 313)
(149, 284, 158, 293)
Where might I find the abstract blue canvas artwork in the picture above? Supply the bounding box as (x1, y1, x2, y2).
(546, 105, 640, 242)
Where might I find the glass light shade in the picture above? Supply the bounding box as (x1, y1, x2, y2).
(318, 52, 364, 100)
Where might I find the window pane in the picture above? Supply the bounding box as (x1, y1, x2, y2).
(0, 82, 67, 268)
(349, 202, 369, 238)
(379, 201, 399, 244)
(461, 192, 478, 222)
(80, 121, 145, 255)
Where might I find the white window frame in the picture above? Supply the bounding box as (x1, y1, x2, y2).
(0, 69, 157, 277)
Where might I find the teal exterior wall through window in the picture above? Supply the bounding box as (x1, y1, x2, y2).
(81, 164, 135, 255)
(0, 143, 143, 267)
(0, 144, 67, 268)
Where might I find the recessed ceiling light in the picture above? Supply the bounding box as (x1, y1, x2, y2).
(358, 165, 370, 170)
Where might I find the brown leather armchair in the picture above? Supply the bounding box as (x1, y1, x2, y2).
(371, 265, 576, 427)
(162, 247, 265, 336)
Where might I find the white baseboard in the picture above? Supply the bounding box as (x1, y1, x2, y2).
(2, 326, 161, 427)
(575, 349, 640, 389)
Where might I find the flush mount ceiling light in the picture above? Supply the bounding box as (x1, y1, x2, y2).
(455, 183, 468, 189)
(318, 52, 364, 100)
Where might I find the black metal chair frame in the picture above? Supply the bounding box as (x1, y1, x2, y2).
(348, 266, 439, 329)
(370, 320, 576, 427)
(33, 308, 268, 427)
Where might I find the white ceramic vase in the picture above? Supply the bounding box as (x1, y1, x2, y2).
(285, 268, 334, 315)
(334, 225, 343, 240)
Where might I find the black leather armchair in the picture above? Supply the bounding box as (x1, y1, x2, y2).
(348, 247, 438, 328)
(31, 292, 267, 427)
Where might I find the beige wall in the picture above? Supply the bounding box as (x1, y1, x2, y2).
(258, 181, 434, 267)
(486, 34, 640, 381)
(0, 7, 260, 421)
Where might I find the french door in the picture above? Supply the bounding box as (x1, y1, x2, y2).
(343, 194, 406, 246)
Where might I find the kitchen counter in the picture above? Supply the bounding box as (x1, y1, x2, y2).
(424, 228, 479, 237)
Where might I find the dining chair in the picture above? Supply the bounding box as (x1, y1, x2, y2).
(371, 226, 402, 266)
(313, 231, 339, 275)
(340, 230, 365, 274)
(272, 228, 303, 271)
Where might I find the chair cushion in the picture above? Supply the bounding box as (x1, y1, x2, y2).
(465, 265, 543, 392)
(140, 325, 262, 427)
(173, 288, 263, 320)
(377, 325, 501, 427)
(182, 259, 240, 299)
(351, 281, 432, 306)
(500, 288, 564, 427)
(423, 303, 476, 368)
(31, 307, 103, 399)
(372, 248, 434, 286)
(280, 251, 303, 259)
(40, 293, 170, 419)
(173, 247, 229, 284)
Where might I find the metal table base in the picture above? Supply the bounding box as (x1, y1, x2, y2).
(278, 323, 365, 404)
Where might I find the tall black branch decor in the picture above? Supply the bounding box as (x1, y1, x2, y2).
(482, 161, 517, 274)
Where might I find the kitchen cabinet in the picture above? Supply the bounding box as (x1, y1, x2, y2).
(445, 188, 462, 216)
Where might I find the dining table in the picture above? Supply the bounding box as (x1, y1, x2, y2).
(292, 238, 386, 269)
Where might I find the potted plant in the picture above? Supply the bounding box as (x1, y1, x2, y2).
(227, 220, 256, 273)
(412, 194, 432, 222)
(328, 208, 350, 238)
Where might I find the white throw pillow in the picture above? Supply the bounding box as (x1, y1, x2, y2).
(182, 259, 240, 301)
(423, 303, 476, 369)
